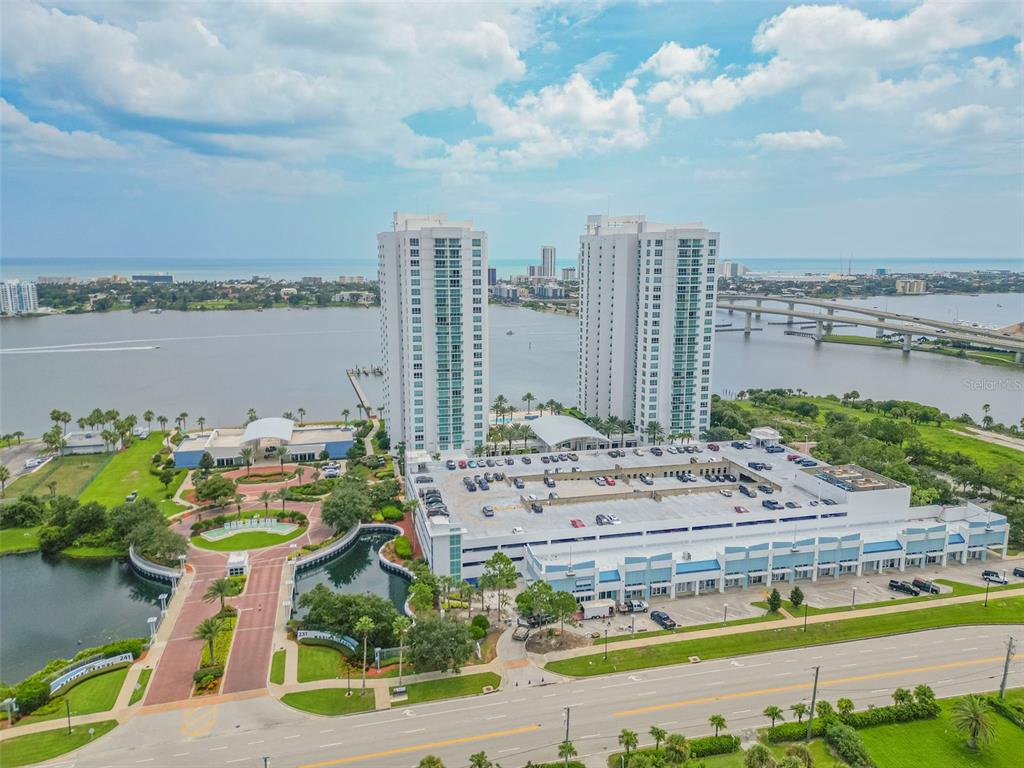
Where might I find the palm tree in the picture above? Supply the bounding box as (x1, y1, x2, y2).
(392, 615, 411, 687)
(283, 411, 295, 421)
(891, 687, 913, 706)
(341, 409, 351, 424)
(646, 420, 664, 444)
(664, 733, 689, 765)
(417, 758, 444, 768)
(246, 408, 258, 424)
(77, 417, 87, 431)
(276, 447, 290, 472)
(492, 394, 508, 424)
(197, 416, 207, 433)
(649, 725, 667, 751)
(12, 430, 24, 445)
(192, 617, 223, 666)
(143, 410, 154, 433)
(354, 615, 375, 692)
(178, 412, 189, 432)
(951, 694, 995, 750)
(618, 728, 638, 756)
(259, 490, 274, 512)
(204, 578, 234, 614)
(297, 407, 306, 425)
(709, 713, 727, 737)
(239, 447, 255, 476)
(47, 480, 58, 498)
(836, 698, 854, 718)
(790, 702, 809, 723)
(522, 392, 535, 414)
(274, 487, 289, 511)
(744, 743, 776, 768)
(157, 415, 169, 432)
(519, 424, 535, 449)
(763, 705, 784, 727)
(557, 740, 577, 761)
(0, 465, 10, 497)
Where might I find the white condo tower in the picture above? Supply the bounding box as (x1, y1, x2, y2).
(378, 212, 489, 453)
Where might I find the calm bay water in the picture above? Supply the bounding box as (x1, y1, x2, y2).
(2, 295, 1021, 433)
(293, 532, 409, 614)
(0, 554, 163, 683)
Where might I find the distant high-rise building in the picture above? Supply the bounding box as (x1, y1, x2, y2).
(378, 212, 488, 453)
(719, 260, 747, 278)
(487, 267, 497, 286)
(528, 265, 539, 277)
(338, 275, 366, 284)
(131, 274, 174, 283)
(561, 267, 578, 282)
(0, 280, 39, 315)
(895, 278, 926, 295)
(577, 215, 719, 438)
(541, 245, 556, 277)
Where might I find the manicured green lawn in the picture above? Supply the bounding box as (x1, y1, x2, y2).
(860, 697, 1021, 768)
(0, 720, 117, 768)
(5, 454, 109, 499)
(547, 594, 1024, 676)
(191, 526, 306, 551)
(62, 545, 126, 558)
(298, 645, 344, 683)
(79, 432, 186, 516)
(280, 689, 375, 716)
(270, 651, 286, 685)
(129, 668, 152, 705)
(19, 668, 129, 725)
(0, 526, 40, 554)
(393, 672, 501, 704)
(600, 612, 779, 644)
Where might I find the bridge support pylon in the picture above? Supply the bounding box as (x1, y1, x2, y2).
(902, 333, 912, 353)
(755, 298, 762, 319)
(744, 311, 753, 335)
(787, 303, 794, 325)
(1015, 351, 1022, 364)
(814, 320, 823, 342)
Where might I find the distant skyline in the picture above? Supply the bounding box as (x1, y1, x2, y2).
(2, 1, 1022, 268)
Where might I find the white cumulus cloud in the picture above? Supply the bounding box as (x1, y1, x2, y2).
(0, 98, 126, 159)
(754, 129, 845, 150)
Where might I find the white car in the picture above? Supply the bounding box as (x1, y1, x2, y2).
(633, 448, 646, 456)
(607, 513, 621, 524)
(719, 489, 733, 497)
(527, 494, 538, 501)
(23, 457, 45, 469)
(511, 526, 525, 534)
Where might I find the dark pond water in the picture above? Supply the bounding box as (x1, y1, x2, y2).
(293, 532, 409, 615)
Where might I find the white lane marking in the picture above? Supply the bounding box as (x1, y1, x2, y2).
(247, 740, 265, 745)
(284, 734, 301, 740)
(499, 748, 520, 753)
(859, 649, 873, 654)
(884, 646, 899, 650)
(732, 709, 751, 714)
(901, 655, 919, 660)
(810, 656, 823, 660)
(580, 733, 602, 739)
(543, 693, 557, 698)
(226, 759, 248, 765)
(658, 720, 678, 727)
(136, 760, 155, 764)
(962, 647, 978, 651)
(775, 672, 792, 677)
(320, 742, 344, 749)
(638, 691, 659, 696)
(840, 663, 856, 668)
(485, 714, 507, 720)
(319, 729, 334, 734)
(404, 728, 426, 734)
(172, 754, 190, 758)
(210, 747, 228, 752)
(937, 679, 953, 684)
(871, 689, 888, 694)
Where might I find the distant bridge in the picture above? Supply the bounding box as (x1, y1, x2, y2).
(716, 294, 1024, 360)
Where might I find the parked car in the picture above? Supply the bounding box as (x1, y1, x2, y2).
(650, 447, 663, 456)
(478, 480, 490, 491)
(719, 489, 733, 497)
(784, 501, 801, 509)
(757, 484, 774, 494)
(650, 610, 677, 630)
(594, 476, 607, 486)
(707, 443, 720, 451)
(982, 570, 1009, 585)
(1014, 567, 1024, 578)
(511, 526, 524, 534)
(888, 579, 920, 596)
(505, 457, 514, 465)
(786, 454, 799, 462)
(911, 578, 939, 594)
(619, 599, 648, 613)
(638, 474, 654, 486)
(605, 477, 617, 486)
(821, 498, 837, 506)
(125, 490, 139, 502)
(531, 503, 543, 514)
(606, 513, 621, 524)
(446, 459, 457, 470)
(568, 453, 579, 461)
(415, 475, 434, 484)
(548, 492, 559, 500)
(481, 505, 495, 517)
(734, 505, 749, 514)
(738, 485, 756, 498)
(633, 448, 646, 456)
(544, 477, 556, 488)
(765, 445, 785, 454)
(541, 456, 551, 464)
(467, 460, 477, 469)
(522, 456, 532, 464)
(570, 519, 585, 528)
(513, 478, 525, 489)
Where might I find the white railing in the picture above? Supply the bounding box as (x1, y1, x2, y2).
(296, 629, 358, 652)
(49, 653, 134, 695)
(128, 545, 183, 583)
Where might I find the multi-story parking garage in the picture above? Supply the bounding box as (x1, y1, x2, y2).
(405, 420, 1009, 602)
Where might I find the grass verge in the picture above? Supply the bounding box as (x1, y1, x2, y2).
(0, 720, 117, 768)
(280, 689, 375, 716)
(270, 651, 286, 685)
(129, 668, 152, 705)
(191, 526, 306, 551)
(547, 594, 1024, 677)
(78, 432, 186, 516)
(17, 668, 129, 726)
(392, 672, 501, 704)
(61, 545, 126, 558)
(0, 526, 40, 555)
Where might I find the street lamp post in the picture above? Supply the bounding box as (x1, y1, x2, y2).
(563, 706, 571, 768)
(985, 580, 991, 608)
(604, 628, 608, 661)
(803, 603, 808, 632)
(851, 587, 857, 609)
(723, 604, 728, 624)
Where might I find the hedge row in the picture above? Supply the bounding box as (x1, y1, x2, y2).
(989, 695, 1024, 729)
(689, 734, 741, 757)
(190, 510, 307, 534)
(764, 700, 939, 743)
(824, 722, 873, 768)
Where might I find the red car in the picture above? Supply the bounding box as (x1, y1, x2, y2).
(787, 454, 798, 461)
(458, 459, 467, 469)
(707, 443, 720, 451)
(606, 477, 617, 486)
(570, 519, 585, 528)
(734, 505, 749, 514)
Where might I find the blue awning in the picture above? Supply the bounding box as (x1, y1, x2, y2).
(676, 558, 721, 575)
(863, 540, 902, 554)
(599, 569, 621, 584)
(948, 533, 965, 545)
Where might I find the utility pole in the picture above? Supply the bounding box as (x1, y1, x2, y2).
(563, 706, 571, 768)
(999, 637, 1017, 699)
(65, 699, 72, 735)
(806, 665, 820, 742)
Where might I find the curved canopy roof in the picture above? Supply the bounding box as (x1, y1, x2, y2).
(241, 417, 294, 444)
(529, 414, 608, 448)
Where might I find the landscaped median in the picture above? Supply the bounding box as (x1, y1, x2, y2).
(0, 719, 118, 768)
(547, 594, 1024, 677)
(280, 689, 376, 716)
(391, 672, 500, 704)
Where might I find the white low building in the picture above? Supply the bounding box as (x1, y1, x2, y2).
(174, 417, 354, 468)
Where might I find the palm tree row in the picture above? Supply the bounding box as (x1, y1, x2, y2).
(486, 423, 536, 453)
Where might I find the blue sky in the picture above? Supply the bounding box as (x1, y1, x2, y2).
(1, 1, 1021, 275)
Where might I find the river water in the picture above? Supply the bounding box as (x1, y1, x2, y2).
(2, 294, 1021, 433)
(293, 532, 409, 615)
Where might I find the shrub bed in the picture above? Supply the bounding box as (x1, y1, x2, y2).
(690, 734, 741, 757)
(190, 510, 307, 534)
(989, 695, 1024, 729)
(393, 535, 413, 559)
(765, 698, 940, 743)
(823, 722, 873, 767)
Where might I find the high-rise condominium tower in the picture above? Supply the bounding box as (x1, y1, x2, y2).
(541, 246, 556, 277)
(0, 280, 39, 315)
(378, 212, 489, 453)
(577, 215, 719, 439)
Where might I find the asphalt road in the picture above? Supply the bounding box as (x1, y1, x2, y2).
(59, 625, 1022, 768)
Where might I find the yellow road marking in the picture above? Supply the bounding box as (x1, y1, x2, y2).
(614, 654, 1011, 717)
(180, 704, 218, 739)
(298, 724, 542, 767)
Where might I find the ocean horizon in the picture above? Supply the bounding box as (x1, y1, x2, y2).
(2, 255, 1021, 282)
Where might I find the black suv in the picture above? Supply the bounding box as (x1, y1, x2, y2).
(911, 578, 940, 594)
(888, 579, 920, 596)
(738, 485, 756, 498)
(1014, 567, 1024, 578)
(650, 610, 677, 630)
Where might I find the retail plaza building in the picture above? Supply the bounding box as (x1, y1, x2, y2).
(406, 419, 1009, 602)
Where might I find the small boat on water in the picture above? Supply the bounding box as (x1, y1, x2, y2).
(506, 330, 514, 335)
